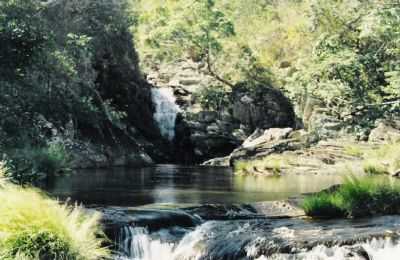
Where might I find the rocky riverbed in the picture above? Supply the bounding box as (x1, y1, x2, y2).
(98, 201, 400, 260)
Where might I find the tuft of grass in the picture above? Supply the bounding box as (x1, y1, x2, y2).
(361, 143, 400, 175)
(302, 176, 400, 218)
(234, 155, 287, 176)
(362, 159, 389, 175)
(302, 192, 345, 218)
(0, 165, 109, 260)
(343, 145, 364, 157)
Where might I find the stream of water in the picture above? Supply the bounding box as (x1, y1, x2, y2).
(44, 166, 400, 260)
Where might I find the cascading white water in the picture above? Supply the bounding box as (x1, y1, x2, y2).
(116, 225, 206, 260)
(117, 226, 175, 260)
(117, 225, 400, 260)
(256, 238, 400, 260)
(151, 88, 181, 141)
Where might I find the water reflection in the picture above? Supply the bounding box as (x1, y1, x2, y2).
(44, 165, 343, 207)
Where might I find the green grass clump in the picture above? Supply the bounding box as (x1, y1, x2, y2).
(0, 165, 109, 260)
(302, 192, 345, 218)
(234, 155, 286, 176)
(303, 176, 400, 218)
(343, 145, 364, 157)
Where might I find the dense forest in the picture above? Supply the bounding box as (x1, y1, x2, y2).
(1, 0, 400, 259)
(135, 0, 400, 127)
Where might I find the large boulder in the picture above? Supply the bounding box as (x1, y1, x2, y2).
(369, 119, 400, 143)
(231, 83, 296, 131)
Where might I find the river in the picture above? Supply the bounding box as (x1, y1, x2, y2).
(44, 165, 400, 260)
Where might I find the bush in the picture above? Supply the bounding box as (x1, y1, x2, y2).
(4, 141, 72, 185)
(0, 165, 109, 260)
(302, 176, 400, 218)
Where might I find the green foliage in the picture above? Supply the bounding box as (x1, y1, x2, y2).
(4, 140, 71, 185)
(194, 85, 230, 111)
(0, 167, 109, 260)
(0, 0, 155, 183)
(135, 0, 400, 127)
(303, 176, 400, 218)
(302, 192, 345, 218)
(286, 1, 400, 124)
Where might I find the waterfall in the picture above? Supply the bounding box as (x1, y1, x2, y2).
(116, 225, 206, 260)
(117, 226, 175, 260)
(151, 88, 181, 141)
(117, 224, 400, 260)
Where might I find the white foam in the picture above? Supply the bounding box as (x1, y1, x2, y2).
(151, 88, 180, 141)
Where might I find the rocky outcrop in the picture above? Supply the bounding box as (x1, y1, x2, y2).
(147, 60, 296, 163)
(228, 128, 310, 165)
(69, 141, 154, 169)
(203, 128, 311, 167)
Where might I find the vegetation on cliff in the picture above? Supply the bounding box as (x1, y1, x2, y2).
(0, 0, 162, 181)
(134, 0, 400, 130)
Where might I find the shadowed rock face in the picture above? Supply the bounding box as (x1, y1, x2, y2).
(232, 83, 296, 132)
(42, 0, 173, 165)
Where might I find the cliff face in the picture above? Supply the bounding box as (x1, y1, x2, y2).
(45, 0, 159, 139)
(41, 0, 170, 166)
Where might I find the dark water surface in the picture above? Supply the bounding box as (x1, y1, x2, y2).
(44, 165, 342, 207)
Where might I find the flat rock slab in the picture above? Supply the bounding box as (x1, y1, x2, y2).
(251, 200, 305, 218)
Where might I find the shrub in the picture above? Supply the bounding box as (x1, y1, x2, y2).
(0, 165, 109, 260)
(33, 142, 71, 177)
(5, 141, 72, 185)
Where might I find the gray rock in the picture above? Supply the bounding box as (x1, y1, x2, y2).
(231, 83, 295, 130)
(198, 111, 218, 123)
(179, 78, 201, 85)
(242, 128, 293, 149)
(206, 123, 220, 134)
(369, 121, 400, 143)
(202, 156, 231, 167)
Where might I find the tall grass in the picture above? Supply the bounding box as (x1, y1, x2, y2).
(362, 143, 400, 175)
(303, 176, 400, 218)
(0, 165, 109, 260)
